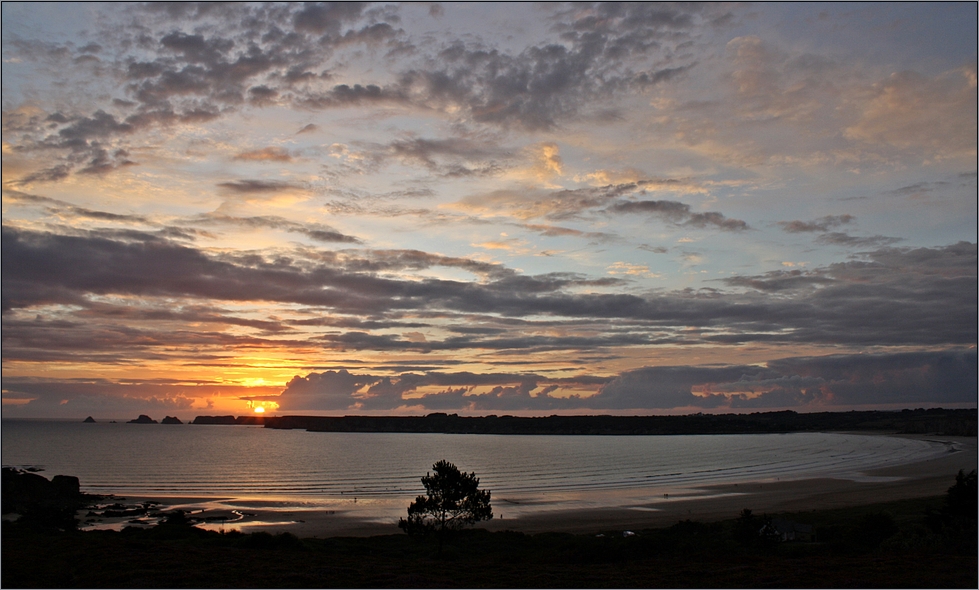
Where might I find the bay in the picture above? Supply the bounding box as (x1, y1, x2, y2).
(2, 420, 943, 505)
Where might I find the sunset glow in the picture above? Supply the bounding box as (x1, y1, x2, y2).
(1, 3, 975, 420)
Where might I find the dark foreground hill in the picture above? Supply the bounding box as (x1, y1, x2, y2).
(2, 470, 976, 588)
(3, 493, 976, 588)
(255, 408, 977, 436)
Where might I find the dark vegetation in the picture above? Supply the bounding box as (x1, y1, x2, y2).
(398, 460, 493, 553)
(259, 408, 977, 436)
(3, 470, 976, 588)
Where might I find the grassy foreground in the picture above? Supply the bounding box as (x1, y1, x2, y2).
(3, 492, 976, 588)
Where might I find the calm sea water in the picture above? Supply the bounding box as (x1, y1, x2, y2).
(1, 420, 944, 511)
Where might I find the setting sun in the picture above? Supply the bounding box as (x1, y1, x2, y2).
(253, 407, 265, 414)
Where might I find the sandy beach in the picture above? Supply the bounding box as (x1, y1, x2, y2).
(84, 434, 975, 538)
(486, 434, 977, 535)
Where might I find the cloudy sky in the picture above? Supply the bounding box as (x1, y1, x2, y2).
(2, 2, 976, 419)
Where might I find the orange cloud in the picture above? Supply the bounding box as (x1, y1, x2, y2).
(234, 147, 293, 162)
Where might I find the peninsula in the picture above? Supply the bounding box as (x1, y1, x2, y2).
(189, 408, 977, 436)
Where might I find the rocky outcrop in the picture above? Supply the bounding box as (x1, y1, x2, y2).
(161, 416, 183, 424)
(128, 414, 158, 424)
(2, 468, 94, 530)
(83, 416, 96, 423)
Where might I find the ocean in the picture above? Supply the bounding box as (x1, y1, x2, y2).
(2, 420, 943, 510)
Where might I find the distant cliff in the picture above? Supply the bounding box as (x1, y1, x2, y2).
(192, 415, 266, 425)
(260, 408, 977, 436)
(193, 415, 236, 425)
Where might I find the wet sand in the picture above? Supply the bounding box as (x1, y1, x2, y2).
(87, 434, 976, 538)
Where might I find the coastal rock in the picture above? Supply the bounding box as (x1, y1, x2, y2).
(51, 475, 81, 497)
(1, 468, 94, 530)
(83, 416, 96, 423)
(161, 416, 183, 424)
(128, 415, 158, 424)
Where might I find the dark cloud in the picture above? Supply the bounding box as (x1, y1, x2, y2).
(247, 85, 279, 106)
(297, 83, 405, 109)
(2, 228, 974, 350)
(18, 165, 73, 184)
(593, 350, 977, 410)
(326, 135, 513, 178)
(386, 137, 508, 177)
(308, 248, 513, 280)
(0, 310, 308, 366)
(13, 106, 217, 181)
(293, 2, 371, 35)
(719, 242, 977, 345)
(459, 182, 639, 220)
(778, 215, 854, 233)
(776, 215, 900, 248)
(2, 190, 150, 224)
(319, 331, 658, 354)
(77, 147, 137, 175)
(458, 178, 725, 222)
(816, 232, 902, 248)
(188, 213, 360, 243)
(519, 223, 618, 242)
(216, 179, 304, 194)
(252, 349, 978, 412)
(889, 181, 950, 197)
(267, 369, 601, 412)
(53, 110, 132, 142)
(609, 200, 749, 230)
(288, 3, 717, 130)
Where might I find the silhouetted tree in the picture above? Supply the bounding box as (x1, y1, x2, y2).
(944, 469, 977, 523)
(734, 508, 758, 546)
(399, 460, 492, 552)
(926, 469, 977, 549)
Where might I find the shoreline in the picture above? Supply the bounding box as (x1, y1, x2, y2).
(79, 433, 976, 538)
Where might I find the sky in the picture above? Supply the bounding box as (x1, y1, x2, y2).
(2, 2, 976, 420)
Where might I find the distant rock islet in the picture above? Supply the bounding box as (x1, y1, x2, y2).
(128, 415, 158, 424)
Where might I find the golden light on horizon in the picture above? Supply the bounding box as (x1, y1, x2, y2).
(248, 400, 279, 414)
